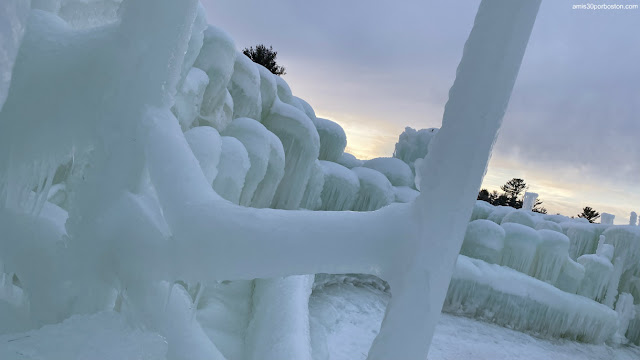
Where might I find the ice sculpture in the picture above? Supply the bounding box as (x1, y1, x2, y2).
(0, 0, 542, 359)
(601, 212, 615, 225)
(522, 191, 538, 211)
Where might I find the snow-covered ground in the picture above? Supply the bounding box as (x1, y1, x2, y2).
(310, 280, 640, 360)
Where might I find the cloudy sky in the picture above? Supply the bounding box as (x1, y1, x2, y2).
(202, 0, 639, 224)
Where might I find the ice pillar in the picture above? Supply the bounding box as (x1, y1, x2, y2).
(630, 211, 637, 226)
(367, 0, 542, 359)
(523, 192, 538, 211)
(601, 213, 615, 225)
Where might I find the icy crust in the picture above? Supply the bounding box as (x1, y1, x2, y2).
(336, 152, 364, 169)
(362, 157, 414, 188)
(444, 256, 618, 344)
(318, 160, 359, 211)
(392, 127, 438, 170)
(0, 311, 167, 360)
(350, 167, 395, 212)
(313, 117, 347, 162)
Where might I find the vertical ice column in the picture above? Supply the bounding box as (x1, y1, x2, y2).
(366, 0, 542, 359)
(601, 213, 615, 225)
(522, 192, 538, 211)
(630, 211, 637, 226)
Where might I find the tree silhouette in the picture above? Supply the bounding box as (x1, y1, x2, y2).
(242, 44, 286, 76)
(500, 178, 527, 207)
(578, 206, 600, 223)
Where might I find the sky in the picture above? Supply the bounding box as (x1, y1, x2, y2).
(202, 0, 639, 224)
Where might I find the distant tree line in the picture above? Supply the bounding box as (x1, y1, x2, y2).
(477, 178, 547, 214)
(478, 178, 603, 222)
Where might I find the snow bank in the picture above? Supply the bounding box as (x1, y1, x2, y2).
(445, 255, 618, 343)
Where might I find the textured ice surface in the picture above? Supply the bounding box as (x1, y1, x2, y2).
(228, 53, 262, 121)
(392, 127, 438, 171)
(601, 213, 616, 225)
(577, 253, 614, 302)
(300, 160, 325, 211)
(222, 118, 274, 206)
(446, 256, 618, 343)
(318, 160, 359, 211)
(0, 312, 167, 360)
(555, 256, 585, 294)
(362, 157, 414, 188)
(471, 200, 494, 221)
(174, 67, 209, 131)
(212, 136, 250, 204)
(460, 219, 505, 264)
(522, 192, 538, 211)
(313, 117, 347, 162)
(336, 152, 364, 169)
(184, 126, 221, 185)
(530, 229, 570, 284)
(350, 167, 395, 212)
(501, 210, 535, 228)
(500, 223, 541, 274)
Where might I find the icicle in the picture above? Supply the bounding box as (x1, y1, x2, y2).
(191, 282, 205, 322)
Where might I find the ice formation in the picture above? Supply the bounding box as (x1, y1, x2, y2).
(501, 210, 535, 228)
(500, 223, 541, 273)
(336, 152, 364, 169)
(313, 117, 347, 162)
(530, 229, 570, 284)
(362, 157, 414, 188)
(460, 220, 505, 264)
(0, 0, 544, 359)
(630, 211, 637, 226)
(601, 212, 616, 225)
(317, 161, 360, 211)
(445, 256, 618, 343)
(555, 256, 585, 294)
(350, 167, 395, 212)
(522, 191, 538, 211)
(393, 127, 439, 171)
